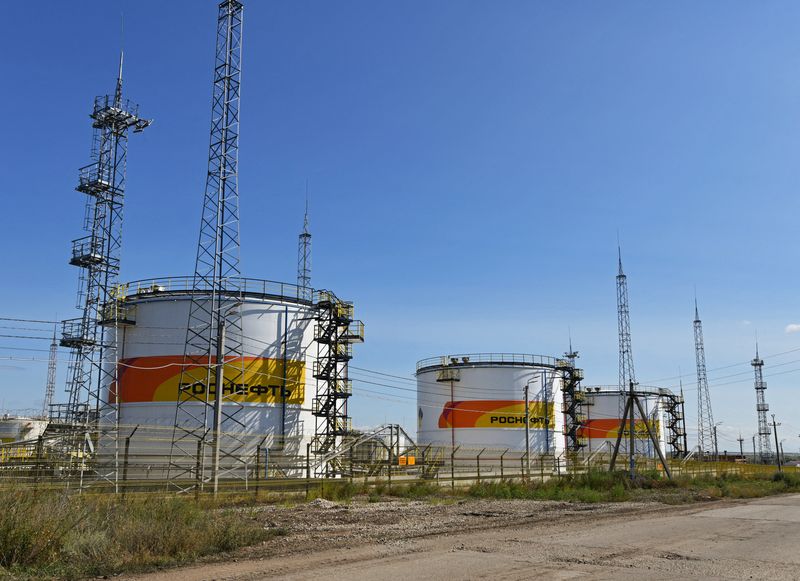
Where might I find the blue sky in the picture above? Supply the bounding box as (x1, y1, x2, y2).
(1, 1, 799, 453)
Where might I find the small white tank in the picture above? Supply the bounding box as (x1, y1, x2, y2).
(579, 386, 667, 457)
(416, 354, 565, 457)
(0, 415, 48, 444)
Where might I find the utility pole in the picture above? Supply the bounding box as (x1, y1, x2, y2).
(524, 380, 530, 477)
(737, 434, 744, 461)
(752, 435, 757, 464)
(772, 415, 782, 472)
(713, 424, 719, 462)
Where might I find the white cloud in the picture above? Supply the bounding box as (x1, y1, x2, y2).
(785, 324, 800, 334)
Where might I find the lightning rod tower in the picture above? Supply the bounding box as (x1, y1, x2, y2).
(43, 326, 58, 418)
(693, 298, 715, 458)
(169, 0, 246, 493)
(59, 47, 150, 484)
(297, 187, 311, 297)
(616, 246, 636, 454)
(751, 344, 773, 463)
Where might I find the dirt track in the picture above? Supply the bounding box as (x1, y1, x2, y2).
(129, 493, 800, 580)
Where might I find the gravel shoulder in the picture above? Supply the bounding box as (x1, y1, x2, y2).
(127, 493, 800, 580)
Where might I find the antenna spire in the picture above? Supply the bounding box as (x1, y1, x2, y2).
(297, 180, 312, 293)
(115, 13, 124, 105)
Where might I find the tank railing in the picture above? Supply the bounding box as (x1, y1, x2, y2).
(119, 276, 317, 303)
(92, 94, 139, 118)
(582, 385, 676, 397)
(416, 353, 562, 373)
(77, 162, 113, 191)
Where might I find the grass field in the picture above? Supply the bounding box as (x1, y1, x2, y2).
(2, 470, 798, 579)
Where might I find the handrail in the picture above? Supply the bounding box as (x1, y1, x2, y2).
(119, 276, 317, 304)
(416, 353, 561, 373)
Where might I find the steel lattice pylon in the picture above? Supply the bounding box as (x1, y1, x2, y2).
(693, 299, 715, 458)
(168, 0, 246, 493)
(58, 51, 150, 489)
(616, 248, 636, 454)
(43, 328, 58, 418)
(751, 346, 773, 464)
(297, 193, 311, 297)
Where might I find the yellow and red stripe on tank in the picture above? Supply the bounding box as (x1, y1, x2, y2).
(577, 419, 661, 439)
(111, 355, 305, 404)
(438, 400, 555, 429)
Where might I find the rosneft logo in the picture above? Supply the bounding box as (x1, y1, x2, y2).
(438, 400, 555, 429)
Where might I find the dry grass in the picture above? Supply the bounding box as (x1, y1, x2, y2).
(0, 488, 278, 579)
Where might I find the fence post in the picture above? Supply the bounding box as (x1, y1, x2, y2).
(255, 445, 261, 496)
(540, 454, 545, 482)
(451, 446, 460, 491)
(305, 442, 311, 500)
(195, 439, 203, 502)
(476, 452, 481, 484)
(34, 435, 44, 488)
(500, 450, 506, 480)
(122, 437, 131, 498)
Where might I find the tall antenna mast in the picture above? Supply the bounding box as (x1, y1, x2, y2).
(751, 343, 773, 463)
(43, 326, 58, 418)
(59, 41, 150, 487)
(694, 296, 715, 458)
(616, 244, 636, 455)
(617, 245, 636, 390)
(169, 0, 245, 493)
(297, 182, 311, 296)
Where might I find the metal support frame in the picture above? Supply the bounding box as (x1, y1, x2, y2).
(168, 0, 246, 493)
(59, 47, 150, 489)
(694, 299, 715, 459)
(752, 346, 773, 464)
(609, 381, 672, 480)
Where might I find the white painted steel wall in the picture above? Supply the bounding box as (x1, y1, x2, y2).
(581, 389, 667, 457)
(102, 292, 317, 457)
(416, 361, 565, 456)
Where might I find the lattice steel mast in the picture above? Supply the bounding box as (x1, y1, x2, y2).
(43, 327, 58, 418)
(169, 0, 245, 493)
(59, 49, 150, 477)
(297, 188, 311, 296)
(751, 344, 773, 463)
(694, 298, 714, 458)
(616, 246, 636, 453)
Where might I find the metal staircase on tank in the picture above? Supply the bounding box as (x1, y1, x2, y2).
(312, 290, 364, 476)
(661, 391, 687, 459)
(557, 358, 588, 456)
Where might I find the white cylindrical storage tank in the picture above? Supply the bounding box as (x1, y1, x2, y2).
(579, 386, 667, 457)
(101, 277, 318, 477)
(416, 354, 565, 459)
(0, 415, 48, 444)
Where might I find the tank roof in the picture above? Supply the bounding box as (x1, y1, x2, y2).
(416, 353, 562, 374)
(119, 276, 316, 306)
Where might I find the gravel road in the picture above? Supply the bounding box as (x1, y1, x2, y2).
(127, 493, 800, 580)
